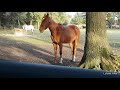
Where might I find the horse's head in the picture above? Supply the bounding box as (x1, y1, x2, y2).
(39, 13, 51, 33)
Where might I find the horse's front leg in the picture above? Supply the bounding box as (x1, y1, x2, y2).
(59, 43, 63, 64)
(32, 29, 34, 35)
(53, 43, 58, 64)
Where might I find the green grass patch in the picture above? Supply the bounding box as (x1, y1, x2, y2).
(0, 29, 52, 45)
(0, 29, 15, 34)
(0, 28, 120, 49)
(106, 29, 120, 48)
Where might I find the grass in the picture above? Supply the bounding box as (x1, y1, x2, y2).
(0, 29, 120, 48)
(0, 29, 52, 45)
(107, 29, 120, 48)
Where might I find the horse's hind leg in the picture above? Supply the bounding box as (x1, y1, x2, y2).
(72, 40, 78, 62)
(53, 43, 58, 64)
(69, 43, 73, 61)
(69, 43, 73, 50)
(59, 43, 63, 64)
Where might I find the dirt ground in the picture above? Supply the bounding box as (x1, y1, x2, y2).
(0, 35, 120, 68)
(0, 36, 84, 67)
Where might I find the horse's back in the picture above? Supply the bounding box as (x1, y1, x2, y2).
(67, 25, 80, 31)
(67, 25, 80, 41)
(62, 25, 80, 36)
(57, 24, 80, 43)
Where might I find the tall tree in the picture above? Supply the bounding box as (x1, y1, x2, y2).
(106, 12, 113, 29)
(49, 12, 66, 24)
(81, 12, 86, 24)
(33, 12, 45, 29)
(0, 12, 5, 27)
(79, 12, 120, 72)
(70, 12, 82, 25)
(26, 12, 34, 25)
(64, 14, 72, 25)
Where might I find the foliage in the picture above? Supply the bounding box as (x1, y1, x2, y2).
(106, 12, 120, 28)
(1, 12, 120, 29)
(0, 12, 69, 29)
(49, 12, 67, 24)
(70, 12, 86, 25)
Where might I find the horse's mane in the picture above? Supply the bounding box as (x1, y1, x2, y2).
(58, 23, 67, 27)
(58, 23, 63, 25)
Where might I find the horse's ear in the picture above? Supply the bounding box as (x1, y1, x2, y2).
(50, 13, 52, 18)
(44, 13, 46, 17)
(46, 13, 49, 17)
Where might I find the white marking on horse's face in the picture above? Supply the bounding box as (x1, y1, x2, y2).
(59, 58, 63, 64)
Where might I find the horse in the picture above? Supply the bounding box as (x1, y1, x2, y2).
(23, 24, 34, 35)
(39, 13, 80, 64)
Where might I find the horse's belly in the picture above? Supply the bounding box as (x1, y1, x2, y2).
(61, 36, 76, 43)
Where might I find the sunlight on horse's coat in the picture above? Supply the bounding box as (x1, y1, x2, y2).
(39, 13, 80, 64)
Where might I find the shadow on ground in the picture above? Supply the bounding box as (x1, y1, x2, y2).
(0, 36, 84, 67)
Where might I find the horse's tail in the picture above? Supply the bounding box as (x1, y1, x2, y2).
(75, 26, 80, 44)
(72, 26, 80, 53)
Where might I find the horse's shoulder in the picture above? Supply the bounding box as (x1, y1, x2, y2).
(57, 25, 63, 29)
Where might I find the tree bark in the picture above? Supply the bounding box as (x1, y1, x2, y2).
(79, 12, 120, 72)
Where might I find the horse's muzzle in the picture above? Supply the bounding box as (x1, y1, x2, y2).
(39, 29, 44, 33)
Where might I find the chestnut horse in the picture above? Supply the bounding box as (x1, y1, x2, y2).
(39, 13, 80, 64)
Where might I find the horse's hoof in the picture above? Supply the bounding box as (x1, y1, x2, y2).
(59, 60, 63, 64)
(59, 61, 63, 64)
(59, 58, 63, 64)
(70, 60, 75, 63)
(53, 62, 57, 64)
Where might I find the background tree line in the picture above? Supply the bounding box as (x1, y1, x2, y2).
(0, 12, 87, 30)
(0, 12, 120, 30)
(106, 12, 120, 29)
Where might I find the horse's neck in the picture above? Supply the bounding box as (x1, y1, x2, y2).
(49, 20, 58, 37)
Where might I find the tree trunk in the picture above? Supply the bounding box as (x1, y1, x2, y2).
(0, 19, 1, 28)
(79, 12, 120, 72)
(118, 19, 120, 29)
(18, 18, 20, 27)
(30, 20, 32, 25)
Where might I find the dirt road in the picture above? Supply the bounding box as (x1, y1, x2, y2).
(0, 36, 84, 67)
